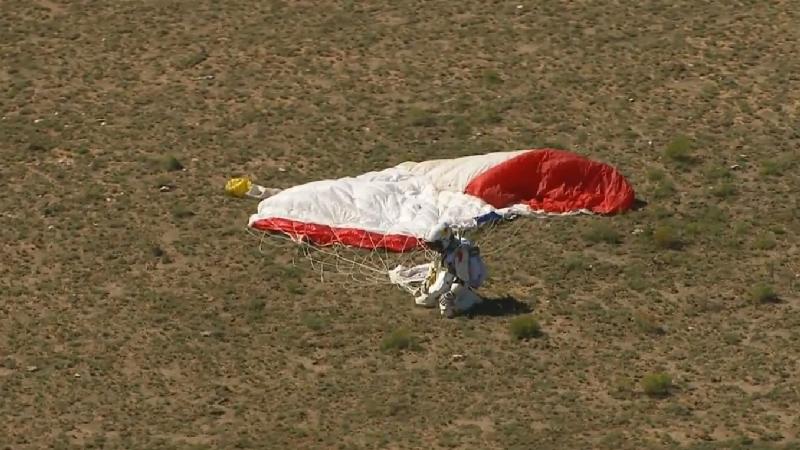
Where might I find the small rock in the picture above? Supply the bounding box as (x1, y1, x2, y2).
(200, 331, 212, 337)
(74, 372, 81, 378)
(730, 164, 740, 170)
(34, 118, 43, 124)
(451, 354, 465, 362)
(26, 365, 38, 372)
(632, 227, 644, 235)
(516, 4, 523, 8)
(159, 185, 172, 192)
(278, 167, 287, 172)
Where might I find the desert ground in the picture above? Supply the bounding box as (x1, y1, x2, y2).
(2, 1, 799, 449)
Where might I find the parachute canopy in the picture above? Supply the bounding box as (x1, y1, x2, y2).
(248, 148, 635, 252)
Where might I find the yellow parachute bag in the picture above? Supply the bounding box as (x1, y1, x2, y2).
(225, 177, 280, 199)
(225, 177, 253, 198)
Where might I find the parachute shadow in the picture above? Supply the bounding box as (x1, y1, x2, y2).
(465, 295, 532, 318)
(631, 198, 648, 211)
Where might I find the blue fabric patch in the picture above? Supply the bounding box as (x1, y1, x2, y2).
(474, 211, 504, 225)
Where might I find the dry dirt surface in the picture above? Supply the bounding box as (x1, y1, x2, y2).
(2, 1, 800, 449)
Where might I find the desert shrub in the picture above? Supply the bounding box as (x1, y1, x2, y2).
(302, 314, 328, 332)
(171, 205, 194, 219)
(642, 372, 673, 397)
(563, 254, 589, 273)
(381, 328, 421, 352)
(646, 168, 665, 182)
(711, 182, 737, 198)
(406, 107, 437, 127)
(482, 69, 503, 86)
(653, 178, 676, 199)
(750, 283, 779, 304)
(584, 222, 621, 245)
(633, 312, 666, 335)
(652, 225, 682, 250)
(760, 158, 794, 176)
(753, 235, 777, 250)
(509, 315, 542, 340)
(163, 155, 184, 171)
(664, 135, 693, 164)
(477, 105, 503, 124)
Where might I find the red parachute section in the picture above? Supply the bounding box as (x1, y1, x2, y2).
(251, 217, 423, 251)
(464, 149, 635, 214)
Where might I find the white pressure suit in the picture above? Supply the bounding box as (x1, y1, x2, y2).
(415, 237, 487, 318)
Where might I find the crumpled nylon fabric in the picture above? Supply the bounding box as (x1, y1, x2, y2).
(249, 148, 635, 251)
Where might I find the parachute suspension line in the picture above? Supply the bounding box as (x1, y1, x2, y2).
(291, 236, 398, 286)
(247, 223, 436, 289)
(302, 242, 326, 283)
(246, 212, 585, 289)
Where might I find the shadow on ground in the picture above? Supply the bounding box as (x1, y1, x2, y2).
(465, 296, 532, 317)
(631, 198, 649, 211)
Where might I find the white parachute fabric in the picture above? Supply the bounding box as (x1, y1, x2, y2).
(248, 166, 499, 241)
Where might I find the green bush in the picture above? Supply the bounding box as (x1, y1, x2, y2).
(753, 235, 777, 250)
(633, 312, 666, 335)
(653, 178, 676, 199)
(642, 372, 673, 397)
(646, 168, 665, 182)
(509, 315, 542, 340)
(750, 283, 779, 304)
(663, 135, 693, 164)
(711, 182, 737, 199)
(584, 222, 621, 245)
(380, 328, 421, 352)
(652, 225, 682, 250)
(302, 314, 328, 331)
(450, 116, 471, 137)
(163, 155, 184, 172)
(482, 69, 503, 86)
(406, 107, 437, 127)
(171, 205, 194, 219)
(760, 158, 793, 176)
(477, 106, 503, 125)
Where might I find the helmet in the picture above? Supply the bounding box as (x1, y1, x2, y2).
(426, 223, 454, 249)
